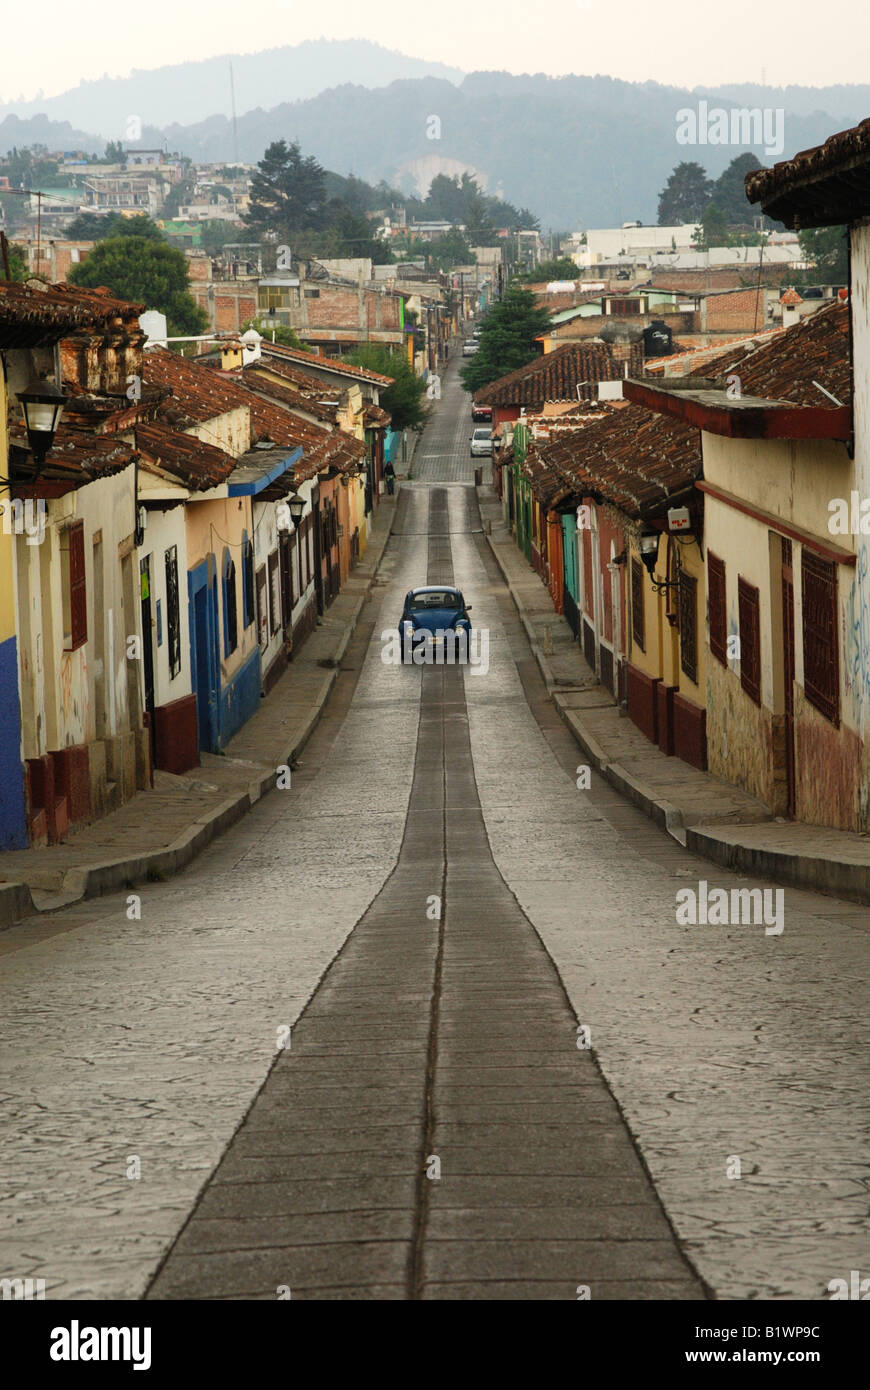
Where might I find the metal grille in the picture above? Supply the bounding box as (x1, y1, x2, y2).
(801, 550, 839, 726)
(631, 557, 644, 652)
(165, 545, 181, 679)
(679, 572, 698, 684)
(268, 550, 281, 636)
(738, 576, 761, 705)
(707, 551, 727, 666)
(68, 520, 87, 650)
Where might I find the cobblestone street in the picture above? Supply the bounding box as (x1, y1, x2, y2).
(1, 356, 868, 1301)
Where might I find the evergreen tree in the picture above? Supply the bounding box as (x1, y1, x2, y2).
(244, 140, 328, 241)
(658, 162, 712, 225)
(460, 285, 552, 394)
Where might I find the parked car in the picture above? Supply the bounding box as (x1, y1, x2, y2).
(471, 403, 492, 423)
(399, 586, 473, 660)
(470, 427, 493, 457)
(462, 339, 479, 357)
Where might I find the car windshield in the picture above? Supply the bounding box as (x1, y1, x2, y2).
(473, 430, 491, 439)
(411, 591, 461, 610)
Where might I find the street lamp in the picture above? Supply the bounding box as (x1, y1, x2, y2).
(287, 493, 305, 525)
(17, 377, 67, 471)
(639, 530, 660, 578)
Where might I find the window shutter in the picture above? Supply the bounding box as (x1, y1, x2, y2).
(707, 552, 727, 666)
(801, 551, 839, 726)
(69, 521, 87, 650)
(738, 577, 761, 705)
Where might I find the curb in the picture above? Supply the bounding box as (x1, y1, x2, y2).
(479, 488, 870, 906)
(2, 511, 395, 929)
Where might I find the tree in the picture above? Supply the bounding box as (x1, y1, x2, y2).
(64, 212, 165, 242)
(244, 139, 328, 241)
(459, 284, 553, 394)
(103, 140, 125, 164)
(710, 153, 762, 225)
(696, 202, 730, 250)
(244, 317, 305, 350)
(658, 162, 712, 225)
(68, 236, 206, 337)
(793, 226, 848, 285)
(1, 239, 28, 280)
(346, 343, 426, 431)
(515, 256, 578, 283)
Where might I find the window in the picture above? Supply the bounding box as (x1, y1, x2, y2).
(630, 556, 644, 652)
(242, 534, 255, 628)
(268, 550, 281, 635)
(802, 551, 839, 725)
(165, 545, 181, 679)
(679, 572, 698, 684)
(707, 552, 727, 666)
(738, 577, 761, 705)
(62, 520, 87, 650)
(222, 549, 237, 657)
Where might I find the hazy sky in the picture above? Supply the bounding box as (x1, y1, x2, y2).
(3, 0, 868, 101)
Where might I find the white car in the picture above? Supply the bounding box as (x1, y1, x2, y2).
(462, 340, 479, 357)
(470, 427, 493, 457)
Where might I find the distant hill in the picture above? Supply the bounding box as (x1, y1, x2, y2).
(2, 57, 867, 229)
(0, 40, 466, 136)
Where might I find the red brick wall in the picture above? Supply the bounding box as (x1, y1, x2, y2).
(702, 288, 766, 333)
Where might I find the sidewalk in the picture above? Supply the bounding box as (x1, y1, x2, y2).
(478, 483, 870, 907)
(0, 497, 396, 928)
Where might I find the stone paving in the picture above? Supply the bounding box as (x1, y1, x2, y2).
(0, 350, 867, 1302)
(147, 484, 700, 1301)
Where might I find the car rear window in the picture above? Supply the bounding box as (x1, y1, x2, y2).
(473, 429, 491, 439)
(412, 591, 461, 609)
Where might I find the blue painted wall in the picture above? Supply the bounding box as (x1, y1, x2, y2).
(218, 646, 261, 748)
(0, 635, 29, 849)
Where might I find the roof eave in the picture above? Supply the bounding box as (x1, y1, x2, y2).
(624, 378, 851, 441)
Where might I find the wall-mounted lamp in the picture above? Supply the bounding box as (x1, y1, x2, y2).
(17, 377, 68, 473)
(640, 529, 679, 594)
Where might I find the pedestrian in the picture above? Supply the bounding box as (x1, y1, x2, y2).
(384, 460, 396, 496)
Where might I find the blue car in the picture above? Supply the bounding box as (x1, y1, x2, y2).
(400, 586, 473, 661)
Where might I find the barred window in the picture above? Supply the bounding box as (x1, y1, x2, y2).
(631, 556, 645, 652)
(679, 572, 698, 684)
(802, 551, 839, 726)
(707, 552, 727, 666)
(738, 577, 761, 705)
(165, 545, 181, 679)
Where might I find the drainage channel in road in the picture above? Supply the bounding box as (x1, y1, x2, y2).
(146, 485, 705, 1301)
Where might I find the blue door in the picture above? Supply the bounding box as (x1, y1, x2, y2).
(188, 562, 219, 753)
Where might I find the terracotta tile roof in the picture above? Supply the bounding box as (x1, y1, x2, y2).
(685, 298, 850, 405)
(247, 357, 340, 399)
(364, 404, 390, 427)
(746, 118, 870, 228)
(475, 342, 642, 408)
(531, 404, 700, 521)
(144, 347, 254, 425)
(10, 426, 138, 489)
(135, 422, 236, 490)
(240, 370, 337, 422)
(0, 281, 143, 346)
(260, 341, 394, 385)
